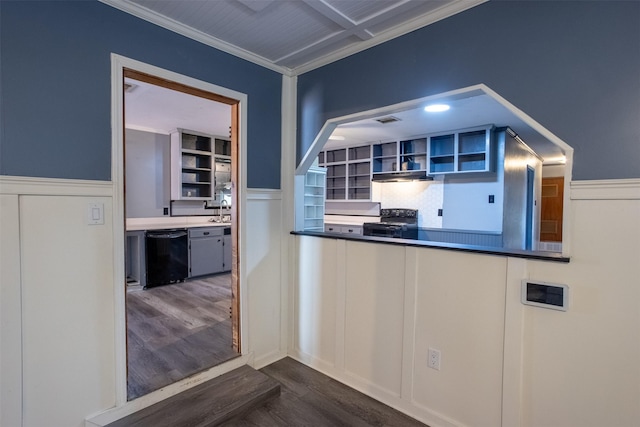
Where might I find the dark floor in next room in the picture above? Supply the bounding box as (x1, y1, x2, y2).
(126, 274, 239, 399)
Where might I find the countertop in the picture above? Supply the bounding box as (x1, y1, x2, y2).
(126, 216, 231, 231)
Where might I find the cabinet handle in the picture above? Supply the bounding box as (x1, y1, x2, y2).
(347, 229, 353, 233)
(203, 232, 210, 235)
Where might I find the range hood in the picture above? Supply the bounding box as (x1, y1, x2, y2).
(371, 171, 433, 182)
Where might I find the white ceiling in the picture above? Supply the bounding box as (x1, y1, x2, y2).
(326, 90, 565, 162)
(102, 0, 485, 74)
(124, 78, 231, 136)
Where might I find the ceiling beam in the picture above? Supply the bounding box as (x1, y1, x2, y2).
(302, 0, 373, 41)
(276, 0, 422, 66)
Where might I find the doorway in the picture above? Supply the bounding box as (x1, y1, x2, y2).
(122, 68, 242, 400)
(525, 165, 535, 250)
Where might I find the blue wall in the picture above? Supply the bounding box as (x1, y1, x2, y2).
(297, 1, 640, 181)
(0, 1, 282, 188)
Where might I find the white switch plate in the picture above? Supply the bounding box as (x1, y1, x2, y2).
(87, 202, 104, 225)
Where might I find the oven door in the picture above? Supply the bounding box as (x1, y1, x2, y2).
(363, 223, 403, 238)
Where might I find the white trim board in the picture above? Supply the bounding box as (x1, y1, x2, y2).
(571, 178, 640, 200)
(247, 188, 282, 200)
(0, 175, 113, 197)
(110, 54, 250, 407)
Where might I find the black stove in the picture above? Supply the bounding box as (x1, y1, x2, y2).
(363, 208, 418, 239)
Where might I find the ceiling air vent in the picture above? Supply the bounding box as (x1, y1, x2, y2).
(375, 116, 401, 124)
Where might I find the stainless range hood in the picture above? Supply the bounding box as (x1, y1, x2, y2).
(371, 171, 433, 182)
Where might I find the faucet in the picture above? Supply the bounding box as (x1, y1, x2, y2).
(219, 198, 230, 222)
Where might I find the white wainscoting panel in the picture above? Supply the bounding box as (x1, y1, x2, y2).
(411, 249, 507, 427)
(293, 236, 339, 369)
(0, 195, 23, 427)
(20, 195, 116, 427)
(522, 197, 640, 427)
(343, 241, 406, 396)
(245, 189, 287, 368)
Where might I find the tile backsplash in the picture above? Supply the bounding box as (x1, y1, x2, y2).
(371, 176, 444, 227)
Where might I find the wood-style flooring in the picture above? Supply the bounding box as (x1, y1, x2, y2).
(126, 274, 239, 400)
(223, 357, 428, 427)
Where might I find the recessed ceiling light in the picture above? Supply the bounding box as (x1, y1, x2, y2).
(329, 135, 345, 141)
(424, 104, 450, 112)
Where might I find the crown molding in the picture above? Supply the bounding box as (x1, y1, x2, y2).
(99, 0, 294, 76)
(99, 0, 486, 77)
(291, 0, 488, 75)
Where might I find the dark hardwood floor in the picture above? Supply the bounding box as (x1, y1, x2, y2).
(127, 273, 239, 400)
(223, 357, 428, 427)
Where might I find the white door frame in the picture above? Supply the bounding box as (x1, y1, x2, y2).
(110, 54, 249, 406)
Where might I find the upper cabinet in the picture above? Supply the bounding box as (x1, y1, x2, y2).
(371, 138, 428, 176)
(428, 126, 493, 175)
(171, 129, 231, 201)
(319, 145, 371, 200)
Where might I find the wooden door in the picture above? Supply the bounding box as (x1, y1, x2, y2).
(540, 177, 564, 242)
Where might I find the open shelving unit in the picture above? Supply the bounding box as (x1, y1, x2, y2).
(171, 129, 232, 201)
(295, 166, 326, 231)
(319, 145, 371, 200)
(428, 126, 493, 175)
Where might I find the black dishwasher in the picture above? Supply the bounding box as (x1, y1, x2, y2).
(145, 229, 188, 288)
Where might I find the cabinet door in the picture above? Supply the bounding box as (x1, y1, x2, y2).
(223, 235, 232, 272)
(341, 226, 363, 236)
(190, 236, 224, 277)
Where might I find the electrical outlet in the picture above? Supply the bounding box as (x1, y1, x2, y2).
(428, 348, 441, 370)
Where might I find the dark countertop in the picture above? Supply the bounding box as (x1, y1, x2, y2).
(290, 230, 570, 263)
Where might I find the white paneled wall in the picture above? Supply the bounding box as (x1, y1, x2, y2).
(245, 190, 287, 368)
(0, 179, 117, 427)
(291, 179, 640, 427)
(412, 249, 506, 426)
(343, 242, 406, 395)
(0, 179, 287, 426)
(21, 195, 116, 427)
(1, 195, 23, 427)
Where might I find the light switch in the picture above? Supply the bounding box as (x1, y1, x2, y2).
(87, 202, 104, 225)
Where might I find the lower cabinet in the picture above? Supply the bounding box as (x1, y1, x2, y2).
(128, 226, 230, 282)
(188, 226, 232, 278)
(189, 227, 224, 277)
(126, 231, 146, 287)
(325, 223, 363, 236)
(223, 232, 232, 272)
